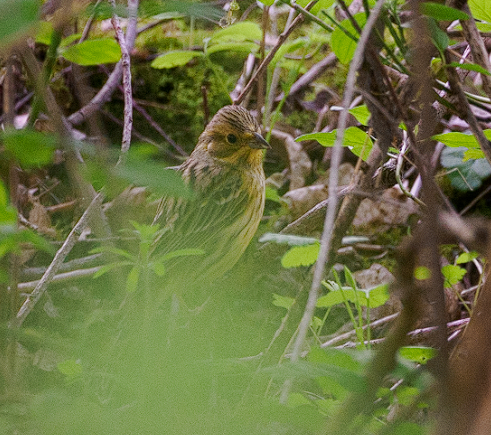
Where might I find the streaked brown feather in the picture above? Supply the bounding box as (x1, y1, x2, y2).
(152, 105, 268, 291)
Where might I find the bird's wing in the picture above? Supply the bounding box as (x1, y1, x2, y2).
(154, 159, 248, 254)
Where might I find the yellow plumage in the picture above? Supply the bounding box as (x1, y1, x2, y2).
(153, 105, 269, 292)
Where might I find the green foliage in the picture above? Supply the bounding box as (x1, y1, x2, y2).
(139, 0, 223, 21)
(0, 181, 53, 261)
(434, 130, 491, 161)
(92, 221, 204, 293)
(297, 126, 373, 161)
(456, 251, 479, 264)
(114, 150, 192, 198)
(419, 2, 469, 21)
(414, 266, 432, 281)
(61, 38, 122, 66)
(151, 50, 204, 68)
(2, 128, 56, 168)
(1, 1, 488, 434)
(446, 61, 491, 75)
(0, 0, 39, 43)
(152, 21, 262, 71)
(441, 264, 466, 288)
(469, 0, 491, 23)
(399, 346, 437, 365)
(348, 104, 371, 126)
(281, 242, 320, 268)
(318, 281, 390, 309)
(440, 146, 491, 191)
(330, 13, 366, 65)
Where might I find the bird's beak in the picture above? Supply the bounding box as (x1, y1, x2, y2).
(250, 132, 271, 149)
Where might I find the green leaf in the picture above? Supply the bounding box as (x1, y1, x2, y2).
(364, 284, 390, 308)
(447, 61, 491, 76)
(206, 41, 257, 55)
(151, 50, 203, 69)
(61, 38, 122, 65)
(2, 129, 56, 168)
(317, 285, 352, 307)
(344, 266, 357, 290)
(92, 261, 133, 278)
(270, 359, 366, 394)
(420, 2, 469, 21)
(257, 0, 275, 5)
(442, 264, 466, 287)
(309, 347, 361, 372)
(297, 127, 373, 161)
(265, 186, 281, 203)
(414, 266, 431, 280)
(281, 243, 320, 268)
(310, 0, 336, 14)
(126, 266, 140, 293)
(397, 387, 421, 406)
(441, 147, 491, 191)
(57, 359, 83, 377)
(0, 228, 54, 258)
(139, 1, 222, 21)
(433, 130, 491, 148)
(469, 0, 491, 23)
(456, 251, 479, 264)
(427, 18, 449, 52)
(307, 348, 366, 394)
(331, 13, 366, 65)
(392, 422, 425, 435)
(0, 180, 8, 208)
(399, 346, 437, 364)
(475, 22, 491, 31)
(348, 105, 371, 126)
(35, 21, 55, 45)
(59, 34, 84, 48)
(259, 233, 318, 246)
(272, 293, 296, 310)
(150, 261, 166, 276)
(317, 282, 389, 308)
(210, 21, 262, 43)
(0, 0, 39, 43)
(114, 156, 192, 199)
(463, 148, 485, 161)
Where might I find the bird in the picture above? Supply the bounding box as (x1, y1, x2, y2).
(152, 104, 270, 295)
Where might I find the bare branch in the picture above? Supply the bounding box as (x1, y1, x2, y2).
(14, 193, 104, 328)
(67, 1, 138, 127)
(285, 0, 387, 397)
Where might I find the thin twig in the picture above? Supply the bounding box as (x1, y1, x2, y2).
(18, 266, 102, 291)
(234, 1, 317, 105)
(79, 0, 103, 43)
(321, 312, 401, 348)
(110, 0, 136, 162)
(132, 98, 187, 156)
(284, 0, 387, 396)
(14, 193, 104, 327)
(67, 1, 138, 127)
(21, 254, 103, 279)
(288, 1, 334, 32)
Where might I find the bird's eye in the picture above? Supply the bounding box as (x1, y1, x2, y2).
(227, 134, 237, 144)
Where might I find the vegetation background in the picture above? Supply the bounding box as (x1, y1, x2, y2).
(1, 0, 491, 434)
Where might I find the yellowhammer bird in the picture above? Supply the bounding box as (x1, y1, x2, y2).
(153, 105, 269, 291)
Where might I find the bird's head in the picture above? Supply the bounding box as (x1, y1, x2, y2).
(195, 105, 270, 167)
